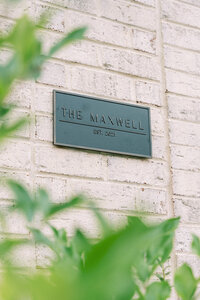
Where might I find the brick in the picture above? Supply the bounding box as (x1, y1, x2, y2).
(174, 197, 200, 223)
(168, 95, 200, 122)
(69, 66, 133, 101)
(169, 119, 200, 147)
(35, 115, 53, 142)
(65, 10, 131, 48)
(150, 108, 165, 136)
(166, 50, 191, 78)
(0, 0, 31, 19)
(35, 175, 68, 203)
(36, 244, 54, 268)
(8, 81, 32, 109)
(68, 179, 167, 214)
(108, 157, 168, 186)
(0, 17, 13, 35)
(133, 0, 155, 6)
(0, 210, 28, 235)
(101, 47, 159, 80)
(35, 85, 53, 113)
(38, 30, 99, 67)
(175, 226, 200, 253)
(10, 244, 35, 268)
(42, 0, 97, 14)
(37, 61, 66, 87)
(162, 0, 200, 29)
(164, 45, 200, 76)
(0, 141, 31, 171)
(132, 29, 156, 54)
(0, 171, 30, 201)
(67, 179, 137, 211)
(162, 22, 200, 52)
(152, 135, 167, 160)
(180, 0, 200, 7)
(32, 3, 65, 32)
(166, 69, 200, 98)
(136, 188, 167, 214)
(177, 254, 200, 277)
(0, 49, 12, 64)
(55, 40, 99, 67)
(9, 110, 30, 139)
(35, 145, 107, 179)
(171, 144, 200, 171)
(100, 0, 156, 30)
(45, 208, 127, 238)
(136, 81, 161, 106)
(173, 169, 200, 198)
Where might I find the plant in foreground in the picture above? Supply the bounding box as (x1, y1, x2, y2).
(0, 182, 200, 300)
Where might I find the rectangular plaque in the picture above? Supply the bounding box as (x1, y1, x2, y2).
(53, 91, 152, 158)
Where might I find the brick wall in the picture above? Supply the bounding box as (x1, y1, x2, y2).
(0, 0, 200, 298)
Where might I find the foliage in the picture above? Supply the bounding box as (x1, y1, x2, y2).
(0, 180, 180, 300)
(0, 11, 86, 143)
(0, 3, 200, 300)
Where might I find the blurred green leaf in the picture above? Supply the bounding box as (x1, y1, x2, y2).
(192, 234, 200, 257)
(147, 218, 179, 265)
(174, 263, 197, 300)
(0, 117, 27, 143)
(145, 281, 171, 300)
(30, 227, 54, 251)
(48, 27, 87, 57)
(0, 239, 28, 257)
(35, 188, 51, 216)
(7, 180, 35, 222)
(45, 195, 84, 218)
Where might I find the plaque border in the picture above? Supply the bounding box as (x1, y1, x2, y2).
(53, 90, 152, 158)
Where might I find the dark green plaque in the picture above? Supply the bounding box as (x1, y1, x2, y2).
(53, 91, 152, 158)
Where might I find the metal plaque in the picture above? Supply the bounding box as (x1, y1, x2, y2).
(53, 91, 152, 158)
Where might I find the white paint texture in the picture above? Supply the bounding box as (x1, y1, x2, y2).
(0, 1, 200, 298)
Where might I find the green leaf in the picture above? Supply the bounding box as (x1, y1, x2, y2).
(145, 281, 171, 300)
(7, 180, 35, 222)
(30, 227, 55, 251)
(174, 264, 197, 300)
(35, 188, 51, 216)
(0, 104, 12, 118)
(48, 27, 87, 57)
(0, 117, 27, 143)
(45, 195, 84, 218)
(192, 234, 200, 257)
(0, 239, 28, 257)
(147, 218, 180, 265)
(90, 202, 113, 237)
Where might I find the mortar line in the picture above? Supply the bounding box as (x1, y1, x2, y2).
(156, 0, 176, 288)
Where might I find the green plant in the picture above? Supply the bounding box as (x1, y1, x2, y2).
(0, 180, 179, 300)
(0, 3, 200, 300)
(0, 9, 86, 142)
(1, 180, 200, 300)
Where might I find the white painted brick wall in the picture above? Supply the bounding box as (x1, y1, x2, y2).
(42, 0, 97, 15)
(35, 145, 107, 179)
(135, 81, 162, 106)
(69, 66, 133, 100)
(162, 22, 200, 51)
(161, 0, 200, 29)
(101, 46, 159, 80)
(168, 95, 200, 122)
(65, 10, 132, 48)
(174, 197, 200, 223)
(134, 0, 155, 7)
(164, 45, 200, 76)
(99, 0, 156, 31)
(0, 1, 200, 295)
